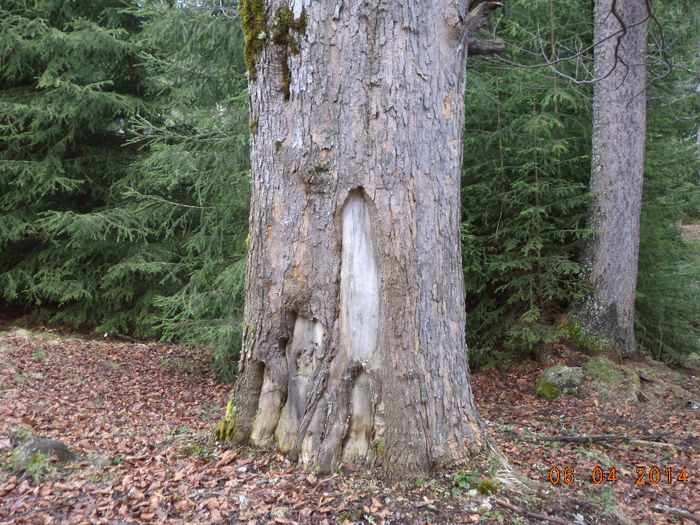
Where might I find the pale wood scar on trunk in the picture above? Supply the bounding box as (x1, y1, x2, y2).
(250, 191, 384, 467)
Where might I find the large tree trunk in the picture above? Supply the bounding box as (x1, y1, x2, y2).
(220, 0, 499, 478)
(573, 0, 647, 358)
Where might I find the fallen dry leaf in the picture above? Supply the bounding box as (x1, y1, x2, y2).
(215, 449, 237, 468)
(0, 329, 696, 525)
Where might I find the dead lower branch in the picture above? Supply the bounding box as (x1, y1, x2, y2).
(469, 38, 506, 55)
(104, 332, 142, 343)
(464, 2, 503, 39)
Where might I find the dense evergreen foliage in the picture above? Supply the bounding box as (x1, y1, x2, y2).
(126, 1, 249, 380)
(0, 1, 147, 329)
(461, 0, 593, 367)
(0, 1, 249, 379)
(461, 0, 699, 366)
(1, 0, 697, 379)
(635, 0, 700, 361)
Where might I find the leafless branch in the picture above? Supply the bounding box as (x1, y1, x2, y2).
(491, 1, 697, 87)
(651, 504, 700, 524)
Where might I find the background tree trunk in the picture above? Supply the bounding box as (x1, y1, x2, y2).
(574, 0, 647, 358)
(222, 0, 490, 478)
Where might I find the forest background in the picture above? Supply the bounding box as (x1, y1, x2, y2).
(1, 0, 698, 381)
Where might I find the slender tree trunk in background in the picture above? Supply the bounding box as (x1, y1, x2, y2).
(219, 0, 503, 478)
(573, 0, 647, 358)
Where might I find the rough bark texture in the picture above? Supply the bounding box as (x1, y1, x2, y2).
(573, 0, 647, 358)
(225, 0, 491, 479)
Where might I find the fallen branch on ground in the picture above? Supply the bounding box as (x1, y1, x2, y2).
(598, 413, 651, 431)
(628, 439, 677, 449)
(651, 504, 700, 524)
(104, 332, 142, 343)
(495, 499, 575, 525)
(532, 432, 671, 444)
(599, 442, 695, 469)
(0, 502, 75, 523)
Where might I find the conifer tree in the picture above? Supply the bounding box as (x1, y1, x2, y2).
(125, 0, 250, 379)
(635, 0, 700, 360)
(0, 2, 250, 379)
(462, 0, 698, 365)
(461, 0, 592, 366)
(0, 1, 147, 329)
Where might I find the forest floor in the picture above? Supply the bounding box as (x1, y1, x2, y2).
(0, 324, 698, 524)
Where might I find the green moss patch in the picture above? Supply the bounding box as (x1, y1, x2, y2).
(586, 357, 641, 402)
(271, 6, 307, 100)
(477, 478, 497, 495)
(240, 0, 268, 81)
(238, 2, 307, 100)
(535, 380, 559, 400)
(178, 443, 204, 458)
(565, 323, 604, 354)
(375, 437, 385, 458)
(216, 397, 237, 443)
(587, 357, 623, 383)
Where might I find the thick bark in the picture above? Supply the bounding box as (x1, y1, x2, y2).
(223, 0, 494, 478)
(574, 0, 647, 358)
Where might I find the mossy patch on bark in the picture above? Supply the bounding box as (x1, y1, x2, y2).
(216, 397, 238, 443)
(271, 7, 307, 100)
(239, 0, 268, 81)
(375, 437, 385, 458)
(570, 297, 634, 358)
(564, 323, 605, 354)
(240, 2, 307, 99)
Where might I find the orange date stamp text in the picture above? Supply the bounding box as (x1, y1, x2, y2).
(548, 466, 688, 485)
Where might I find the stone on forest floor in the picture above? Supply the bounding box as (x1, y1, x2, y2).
(537, 366, 583, 393)
(90, 457, 114, 468)
(11, 438, 76, 472)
